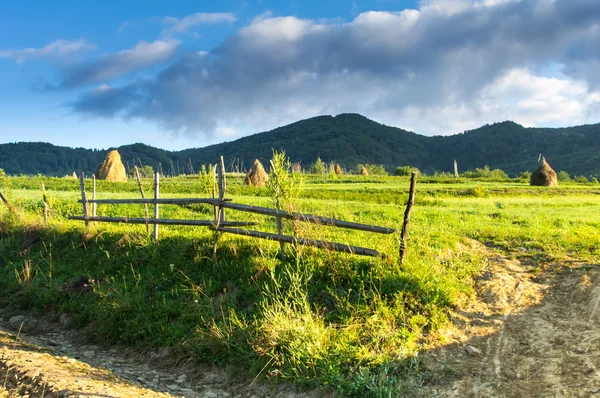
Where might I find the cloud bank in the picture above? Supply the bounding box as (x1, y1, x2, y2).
(68, 0, 600, 137)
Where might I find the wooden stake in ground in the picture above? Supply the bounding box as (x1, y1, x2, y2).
(212, 156, 227, 264)
(399, 171, 417, 265)
(92, 175, 97, 217)
(153, 171, 160, 242)
(42, 183, 49, 226)
(454, 159, 459, 179)
(79, 173, 89, 227)
(134, 166, 150, 234)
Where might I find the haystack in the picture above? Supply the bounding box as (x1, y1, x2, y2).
(334, 164, 343, 175)
(291, 162, 302, 174)
(71, 171, 77, 179)
(530, 157, 558, 187)
(96, 150, 127, 182)
(360, 165, 369, 176)
(244, 159, 269, 186)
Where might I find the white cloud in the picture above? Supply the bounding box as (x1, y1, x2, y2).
(0, 39, 96, 62)
(162, 12, 236, 36)
(61, 40, 179, 88)
(70, 0, 600, 138)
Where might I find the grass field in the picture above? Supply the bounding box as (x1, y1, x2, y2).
(0, 174, 599, 396)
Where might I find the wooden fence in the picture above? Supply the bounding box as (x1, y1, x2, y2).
(68, 157, 417, 261)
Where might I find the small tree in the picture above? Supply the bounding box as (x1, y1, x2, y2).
(310, 157, 326, 175)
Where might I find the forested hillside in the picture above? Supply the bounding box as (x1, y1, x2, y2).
(1, 114, 599, 177)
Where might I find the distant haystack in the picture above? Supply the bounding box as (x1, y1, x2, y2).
(244, 159, 269, 186)
(530, 157, 558, 187)
(334, 164, 343, 175)
(291, 162, 302, 174)
(71, 171, 77, 179)
(360, 165, 369, 176)
(96, 150, 127, 182)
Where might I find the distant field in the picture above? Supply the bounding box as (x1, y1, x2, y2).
(0, 174, 599, 396)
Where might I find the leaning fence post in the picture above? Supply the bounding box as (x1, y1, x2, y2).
(399, 171, 417, 265)
(154, 171, 160, 242)
(92, 174, 97, 217)
(79, 173, 89, 227)
(212, 157, 227, 264)
(42, 183, 49, 226)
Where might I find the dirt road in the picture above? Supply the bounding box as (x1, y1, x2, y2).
(425, 246, 600, 397)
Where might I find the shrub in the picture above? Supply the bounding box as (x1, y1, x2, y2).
(557, 170, 571, 182)
(394, 166, 420, 176)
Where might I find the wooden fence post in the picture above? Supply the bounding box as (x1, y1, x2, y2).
(92, 175, 97, 217)
(212, 157, 227, 264)
(154, 171, 160, 242)
(134, 166, 150, 234)
(42, 183, 49, 226)
(79, 173, 89, 227)
(399, 171, 417, 265)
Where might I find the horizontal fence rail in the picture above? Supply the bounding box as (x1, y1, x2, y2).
(215, 226, 381, 257)
(68, 216, 255, 227)
(220, 202, 395, 234)
(79, 198, 231, 205)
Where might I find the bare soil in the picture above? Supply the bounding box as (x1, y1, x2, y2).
(424, 243, 600, 397)
(0, 314, 326, 398)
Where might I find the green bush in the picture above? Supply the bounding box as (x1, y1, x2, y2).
(394, 166, 419, 176)
(557, 170, 571, 182)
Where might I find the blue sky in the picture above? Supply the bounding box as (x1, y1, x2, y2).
(1, 0, 599, 150)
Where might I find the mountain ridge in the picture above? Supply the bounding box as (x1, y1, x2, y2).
(1, 114, 599, 177)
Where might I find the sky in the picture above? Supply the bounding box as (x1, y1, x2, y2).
(1, 0, 599, 151)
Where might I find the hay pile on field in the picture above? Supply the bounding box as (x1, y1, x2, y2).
(530, 157, 558, 187)
(360, 165, 369, 176)
(292, 162, 302, 174)
(71, 171, 77, 179)
(335, 164, 343, 175)
(245, 159, 269, 186)
(96, 150, 127, 182)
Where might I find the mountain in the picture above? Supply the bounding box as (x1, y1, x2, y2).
(1, 114, 600, 177)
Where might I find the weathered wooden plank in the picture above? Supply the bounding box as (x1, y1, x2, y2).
(68, 216, 256, 227)
(215, 227, 382, 257)
(220, 202, 395, 234)
(154, 172, 160, 241)
(79, 173, 89, 227)
(80, 198, 227, 205)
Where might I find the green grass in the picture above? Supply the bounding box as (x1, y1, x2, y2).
(0, 175, 599, 396)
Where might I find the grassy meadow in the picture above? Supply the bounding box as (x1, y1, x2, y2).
(0, 172, 599, 396)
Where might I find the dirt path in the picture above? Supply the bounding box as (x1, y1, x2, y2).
(425, 245, 600, 398)
(0, 313, 325, 398)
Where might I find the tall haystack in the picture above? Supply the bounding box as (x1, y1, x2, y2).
(96, 150, 127, 182)
(71, 171, 77, 179)
(334, 164, 343, 175)
(530, 157, 558, 187)
(360, 165, 369, 176)
(244, 159, 269, 186)
(291, 162, 302, 174)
